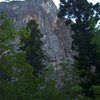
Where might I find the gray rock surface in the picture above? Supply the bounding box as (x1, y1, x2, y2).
(0, 0, 74, 66)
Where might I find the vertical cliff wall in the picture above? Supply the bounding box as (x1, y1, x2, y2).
(0, 0, 74, 66)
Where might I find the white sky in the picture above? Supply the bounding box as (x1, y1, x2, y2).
(53, 0, 100, 8)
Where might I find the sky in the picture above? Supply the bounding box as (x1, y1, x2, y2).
(53, 0, 100, 8)
(52, 0, 100, 27)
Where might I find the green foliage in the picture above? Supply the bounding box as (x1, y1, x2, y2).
(78, 95, 92, 100)
(20, 20, 45, 77)
(95, 85, 100, 95)
(58, 0, 100, 98)
(71, 85, 82, 94)
(0, 12, 35, 100)
(92, 30, 100, 53)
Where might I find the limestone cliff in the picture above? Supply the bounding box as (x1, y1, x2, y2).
(0, 0, 74, 66)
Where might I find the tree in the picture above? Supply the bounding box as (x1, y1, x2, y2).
(20, 20, 45, 77)
(0, 12, 36, 100)
(90, 17, 100, 74)
(58, 0, 100, 97)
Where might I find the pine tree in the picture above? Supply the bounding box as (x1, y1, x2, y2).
(58, 0, 100, 97)
(90, 17, 100, 85)
(20, 20, 45, 77)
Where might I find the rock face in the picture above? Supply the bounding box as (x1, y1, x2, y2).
(0, 0, 74, 66)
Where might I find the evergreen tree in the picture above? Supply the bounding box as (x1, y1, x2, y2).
(20, 20, 45, 77)
(0, 12, 36, 100)
(90, 17, 100, 87)
(58, 0, 100, 97)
